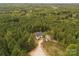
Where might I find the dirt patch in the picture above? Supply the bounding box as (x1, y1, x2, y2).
(28, 39, 46, 56)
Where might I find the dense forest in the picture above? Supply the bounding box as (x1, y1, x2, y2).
(0, 3, 79, 56)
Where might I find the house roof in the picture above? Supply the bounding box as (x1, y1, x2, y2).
(35, 32, 42, 37)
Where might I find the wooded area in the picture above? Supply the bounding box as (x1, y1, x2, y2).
(0, 4, 79, 56)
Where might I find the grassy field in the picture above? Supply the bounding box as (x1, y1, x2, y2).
(44, 40, 65, 56)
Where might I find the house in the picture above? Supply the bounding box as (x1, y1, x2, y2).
(35, 32, 43, 40)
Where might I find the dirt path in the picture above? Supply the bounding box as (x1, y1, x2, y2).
(29, 39, 46, 56)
